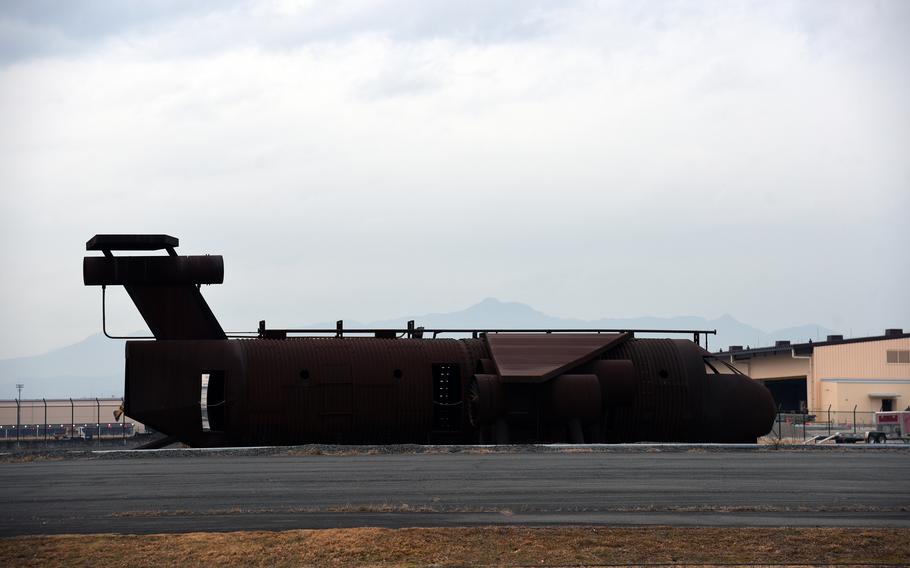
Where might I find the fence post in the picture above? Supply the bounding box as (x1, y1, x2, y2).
(802, 411, 807, 441)
(121, 405, 126, 445)
(69, 398, 74, 441)
(853, 405, 858, 434)
(96, 398, 100, 444)
(827, 404, 831, 436)
(777, 404, 782, 441)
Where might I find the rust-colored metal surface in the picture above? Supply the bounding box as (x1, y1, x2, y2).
(486, 333, 629, 383)
(84, 235, 225, 340)
(87, 234, 179, 252)
(83, 255, 224, 286)
(126, 337, 487, 446)
(84, 234, 777, 447)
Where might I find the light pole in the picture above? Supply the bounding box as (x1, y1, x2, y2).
(15, 384, 23, 448)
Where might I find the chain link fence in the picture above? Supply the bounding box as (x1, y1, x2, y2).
(2, 400, 899, 446)
(0, 398, 146, 447)
(770, 407, 879, 442)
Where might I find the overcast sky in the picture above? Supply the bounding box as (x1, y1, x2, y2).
(1, 0, 908, 358)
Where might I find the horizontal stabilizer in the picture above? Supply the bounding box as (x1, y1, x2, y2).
(486, 332, 629, 383)
(87, 234, 179, 252)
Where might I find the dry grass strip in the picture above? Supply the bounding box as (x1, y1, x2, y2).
(1, 527, 907, 567)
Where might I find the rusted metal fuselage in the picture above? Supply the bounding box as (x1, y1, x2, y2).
(86, 234, 777, 446)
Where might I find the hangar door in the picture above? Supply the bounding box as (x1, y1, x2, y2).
(760, 376, 807, 412)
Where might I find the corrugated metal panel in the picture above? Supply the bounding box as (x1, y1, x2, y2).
(814, 338, 910, 380)
(120, 335, 775, 446)
(603, 339, 687, 442)
(735, 355, 810, 381)
(125, 340, 243, 447)
(812, 338, 910, 412)
(236, 338, 487, 445)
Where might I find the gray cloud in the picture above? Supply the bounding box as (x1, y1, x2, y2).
(0, 0, 233, 63)
(0, 0, 563, 65)
(0, 0, 908, 359)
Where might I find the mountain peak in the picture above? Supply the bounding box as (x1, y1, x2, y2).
(1, 299, 836, 398)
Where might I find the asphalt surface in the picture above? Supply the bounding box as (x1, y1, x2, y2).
(1, 448, 908, 535)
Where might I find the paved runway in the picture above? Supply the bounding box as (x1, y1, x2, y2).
(1, 448, 908, 535)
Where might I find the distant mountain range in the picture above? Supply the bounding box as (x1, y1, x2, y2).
(0, 298, 836, 399)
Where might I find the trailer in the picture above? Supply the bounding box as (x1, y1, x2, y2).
(809, 411, 910, 444)
(866, 411, 910, 444)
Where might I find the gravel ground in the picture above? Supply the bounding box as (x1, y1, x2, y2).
(2, 441, 909, 463)
(1, 447, 908, 535)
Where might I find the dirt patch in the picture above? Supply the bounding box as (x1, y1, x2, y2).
(0, 454, 65, 464)
(285, 447, 384, 457)
(285, 445, 501, 457)
(0, 527, 906, 567)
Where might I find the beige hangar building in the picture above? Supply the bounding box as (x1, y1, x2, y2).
(713, 328, 910, 414)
